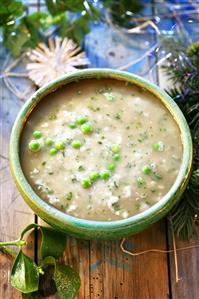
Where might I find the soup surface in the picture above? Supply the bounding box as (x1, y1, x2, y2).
(20, 78, 182, 221)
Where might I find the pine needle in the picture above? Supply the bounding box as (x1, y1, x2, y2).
(162, 37, 199, 239)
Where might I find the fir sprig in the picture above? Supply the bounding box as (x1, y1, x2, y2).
(162, 38, 199, 239)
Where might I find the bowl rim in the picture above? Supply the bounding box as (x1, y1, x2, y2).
(9, 68, 193, 232)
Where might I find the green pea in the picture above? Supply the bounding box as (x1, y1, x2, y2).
(107, 163, 116, 171)
(81, 122, 93, 134)
(142, 165, 152, 175)
(112, 154, 120, 161)
(100, 170, 111, 180)
(32, 130, 42, 139)
(45, 137, 54, 146)
(71, 140, 82, 149)
(152, 143, 160, 151)
(29, 140, 41, 152)
(82, 178, 92, 189)
(77, 116, 88, 125)
(136, 177, 145, 188)
(55, 141, 65, 150)
(49, 148, 58, 155)
(111, 144, 120, 153)
(68, 122, 77, 129)
(89, 172, 100, 182)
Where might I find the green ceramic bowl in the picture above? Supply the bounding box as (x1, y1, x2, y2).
(10, 69, 192, 240)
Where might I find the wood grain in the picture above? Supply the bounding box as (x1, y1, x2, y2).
(167, 225, 199, 299)
(0, 49, 35, 299)
(1, 4, 199, 298)
(158, 63, 199, 299)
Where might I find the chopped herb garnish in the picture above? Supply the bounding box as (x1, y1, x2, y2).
(112, 202, 120, 211)
(88, 105, 100, 112)
(65, 192, 73, 201)
(113, 181, 119, 188)
(71, 175, 77, 183)
(96, 128, 102, 134)
(78, 165, 85, 171)
(138, 132, 148, 142)
(49, 113, 57, 120)
(126, 162, 132, 169)
(115, 113, 121, 120)
(91, 96, 97, 100)
(104, 92, 115, 101)
(42, 161, 46, 166)
(136, 177, 145, 188)
(153, 172, 163, 180)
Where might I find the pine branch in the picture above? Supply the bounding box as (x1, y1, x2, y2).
(162, 38, 199, 239)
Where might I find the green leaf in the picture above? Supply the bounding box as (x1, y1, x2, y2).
(45, 0, 85, 15)
(102, 0, 143, 28)
(69, 15, 90, 45)
(54, 262, 80, 299)
(3, 23, 30, 56)
(20, 223, 38, 240)
(11, 250, 39, 293)
(40, 226, 66, 259)
(44, 256, 81, 299)
(0, 0, 24, 26)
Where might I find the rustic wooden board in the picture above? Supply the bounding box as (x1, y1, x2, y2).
(55, 221, 169, 299)
(158, 68, 199, 299)
(0, 49, 35, 298)
(167, 226, 199, 299)
(1, 9, 199, 298)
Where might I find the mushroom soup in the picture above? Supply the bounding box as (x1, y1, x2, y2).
(20, 79, 183, 221)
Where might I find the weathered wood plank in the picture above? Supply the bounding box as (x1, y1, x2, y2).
(38, 218, 91, 299)
(158, 66, 199, 299)
(102, 221, 169, 299)
(39, 218, 169, 299)
(167, 226, 199, 299)
(0, 50, 35, 299)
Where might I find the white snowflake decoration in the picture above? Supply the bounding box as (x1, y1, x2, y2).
(26, 37, 89, 87)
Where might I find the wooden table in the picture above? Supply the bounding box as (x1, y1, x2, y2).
(1, 6, 199, 298)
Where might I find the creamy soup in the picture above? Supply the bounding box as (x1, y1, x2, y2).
(20, 79, 182, 221)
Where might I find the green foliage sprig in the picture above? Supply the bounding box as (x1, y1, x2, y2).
(0, 0, 143, 57)
(0, 0, 100, 56)
(162, 37, 199, 239)
(0, 224, 80, 298)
